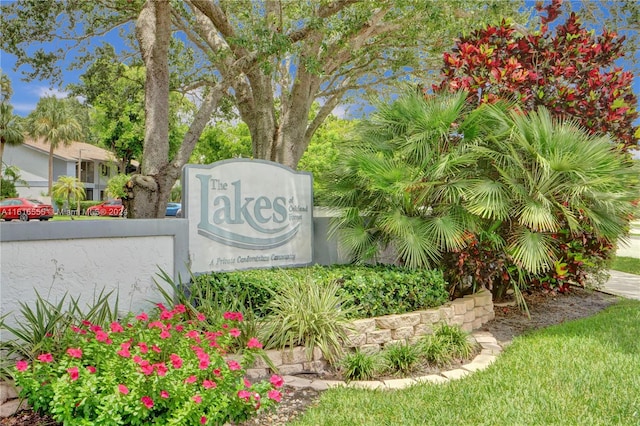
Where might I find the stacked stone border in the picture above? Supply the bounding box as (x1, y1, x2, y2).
(246, 290, 494, 379)
(282, 331, 502, 391)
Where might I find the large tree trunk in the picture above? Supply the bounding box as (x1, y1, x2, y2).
(127, 0, 172, 218)
(126, 0, 224, 218)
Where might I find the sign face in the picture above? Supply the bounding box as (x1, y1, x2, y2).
(183, 159, 313, 273)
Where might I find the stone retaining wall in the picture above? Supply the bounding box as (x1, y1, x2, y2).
(246, 290, 494, 378)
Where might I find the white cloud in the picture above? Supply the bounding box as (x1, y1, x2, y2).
(12, 102, 38, 115)
(331, 104, 349, 119)
(32, 85, 68, 99)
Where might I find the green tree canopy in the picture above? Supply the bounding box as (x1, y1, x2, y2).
(1, 0, 525, 217)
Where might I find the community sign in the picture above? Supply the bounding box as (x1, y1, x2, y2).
(183, 159, 313, 273)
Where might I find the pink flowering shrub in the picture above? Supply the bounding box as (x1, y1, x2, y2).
(13, 305, 283, 425)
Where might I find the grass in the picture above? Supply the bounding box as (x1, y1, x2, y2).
(611, 256, 640, 275)
(292, 300, 640, 426)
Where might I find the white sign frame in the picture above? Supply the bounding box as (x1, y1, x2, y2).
(183, 159, 314, 273)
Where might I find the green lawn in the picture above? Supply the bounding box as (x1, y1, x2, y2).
(292, 300, 640, 426)
(611, 256, 640, 275)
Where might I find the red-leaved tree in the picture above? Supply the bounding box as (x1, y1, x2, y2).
(434, 0, 639, 152)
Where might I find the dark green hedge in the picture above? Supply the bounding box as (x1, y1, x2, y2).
(192, 265, 449, 319)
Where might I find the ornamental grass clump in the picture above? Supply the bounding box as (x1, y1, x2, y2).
(13, 304, 284, 425)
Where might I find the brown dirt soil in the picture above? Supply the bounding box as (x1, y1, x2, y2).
(1, 288, 619, 426)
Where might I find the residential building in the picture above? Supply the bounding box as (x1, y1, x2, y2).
(2, 138, 121, 201)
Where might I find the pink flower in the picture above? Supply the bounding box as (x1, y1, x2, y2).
(66, 348, 83, 358)
(159, 329, 171, 339)
(117, 344, 131, 358)
(198, 359, 210, 370)
(184, 375, 197, 384)
(170, 353, 183, 369)
(118, 384, 129, 395)
(160, 390, 170, 399)
(86, 366, 96, 374)
(160, 310, 174, 320)
(185, 330, 202, 343)
(133, 355, 143, 363)
(246, 338, 262, 349)
(136, 312, 148, 321)
(148, 321, 163, 329)
(237, 390, 251, 402)
(227, 360, 241, 371)
(175, 325, 184, 332)
(16, 360, 28, 371)
(244, 378, 251, 388)
(174, 304, 186, 313)
(138, 342, 149, 353)
(139, 360, 154, 375)
(202, 379, 216, 389)
(141, 396, 154, 409)
(192, 395, 202, 404)
(196, 313, 206, 321)
(95, 330, 110, 343)
(67, 366, 79, 381)
(270, 374, 284, 388)
(213, 368, 221, 376)
(152, 345, 161, 353)
(200, 416, 207, 425)
(90, 324, 103, 333)
(154, 363, 168, 377)
(110, 322, 124, 333)
(157, 303, 167, 311)
(229, 328, 241, 338)
(81, 320, 92, 326)
(267, 389, 282, 403)
(37, 353, 53, 363)
(223, 312, 243, 321)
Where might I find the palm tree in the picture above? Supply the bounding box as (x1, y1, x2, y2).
(0, 71, 12, 103)
(326, 89, 640, 299)
(326, 90, 480, 268)
(52, 176, 85, 219)
(27, 96, 82, 195)
(466, 104, 640, 276)
(0, 102, 24, 175)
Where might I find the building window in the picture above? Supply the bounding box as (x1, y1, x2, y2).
(100, 163, 109, 176)
(86, 189, 94, 200)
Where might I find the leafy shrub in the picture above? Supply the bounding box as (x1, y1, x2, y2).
(192, 270, 280, 318)
(193, 265, 449, 320)
(382, 341, 421, 375)
(12, 304, 283, 425)
(340, 349, 380, 382)
(0, 178, 17, 198)
(530, 224, 615, 293)
(258, 276, 354, 364)
(332, 265, 449, 319)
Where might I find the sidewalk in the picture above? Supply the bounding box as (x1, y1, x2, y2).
(601, 270, 640, 301)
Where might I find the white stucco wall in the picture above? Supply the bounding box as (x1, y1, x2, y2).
(0, 220, 189, 340)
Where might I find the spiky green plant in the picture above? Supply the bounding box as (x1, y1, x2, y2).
(258, 275, 354, 364)
(340, 349, 381, 382)
(382, 341, 421, 375)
